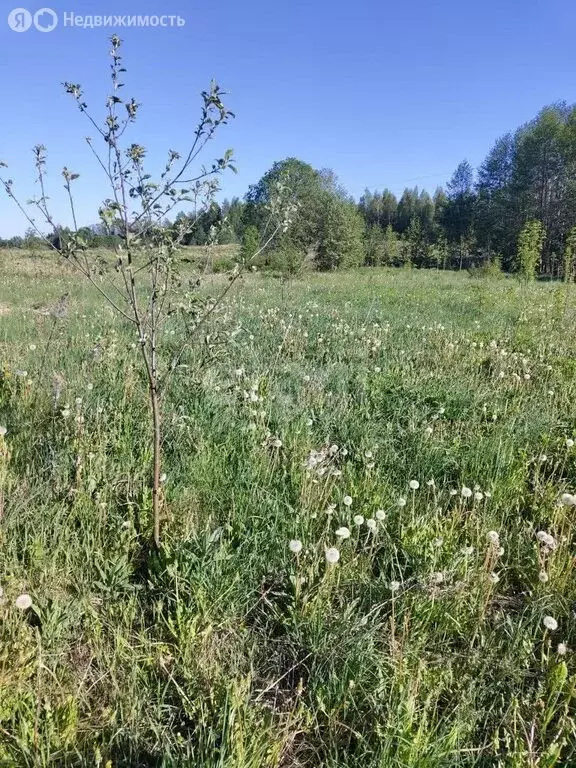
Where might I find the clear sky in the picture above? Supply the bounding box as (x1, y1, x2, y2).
(1, 0, 575, 236)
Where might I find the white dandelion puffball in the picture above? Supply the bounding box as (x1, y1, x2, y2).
(557, 642, 568, 656)
(560, 493, 576, 507)
(461, 487, 473, 499)
(489, 572, 500, 585)
(0, 425, 7, 438)
(289, 540, 303, 555)
(536, 531, 557, 550)
(389, 580, 401, 592)
(335, 527, 351, 540)
(474, 492, 484, 502)
(461, 546, 474, 556)
(375, 509, 386, 521)
(486, 531, 500, 545)
(543, 616, 558, 631)
(15, 594, 33, 611)
(566, 439, 575, 449)
(325, 547, 341, 565)
(353, 515, 365, 527)
(397, 497, 407, 508)
(366, 519, 377, 532)
(431, 572, 444, 585)
(343, 496, 353, 507)
(539, 571, 549, 583)
(409, 480, 420, 491)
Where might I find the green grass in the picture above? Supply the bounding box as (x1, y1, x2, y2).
(1, 255, 576, 766)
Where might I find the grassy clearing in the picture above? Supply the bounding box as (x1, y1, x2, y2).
(1, 256, 576, 766)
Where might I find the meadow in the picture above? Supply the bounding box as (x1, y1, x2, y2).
(1, 252, 576, 766)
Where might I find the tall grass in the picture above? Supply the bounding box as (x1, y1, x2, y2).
(1, 258, 575, 765)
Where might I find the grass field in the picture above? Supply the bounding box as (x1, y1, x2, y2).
(1, 254, 576, 766)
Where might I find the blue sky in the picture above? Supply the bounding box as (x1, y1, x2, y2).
(0, 0, 575, 236)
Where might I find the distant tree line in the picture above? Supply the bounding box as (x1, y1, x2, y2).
(2, 101, 576, 280)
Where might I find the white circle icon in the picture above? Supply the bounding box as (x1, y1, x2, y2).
(34, 7, 58, 32)
(8, 8, 32, 31)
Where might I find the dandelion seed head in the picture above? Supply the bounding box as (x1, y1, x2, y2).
(461, 487, 473, 498)
(335, 527, 351, 539)
(409, 480, 420, 491)
(353, 515, 365, 526)
(15, 594, 33, 611)
(557, 642, 568, 655)
(487, 531, 500, 545)
(461, 546, 474, 556)
(375, 509, 386, 521)
(289, 539, 303, 555)
(325, 547, 340, 565)
(0, 426, 7, 438)
(489, 572, 500, 584)
(389, 580, 401, 592)
(543, 616, 558, 631)
(566, 439, 575, 449)
(560, 493, 576, 507)
(343, 495, 353, 507)
(539, 571, 549, 583)
(536, 531, 557, 550)
(366, 518, 377, 532)
(397, 497, 407, 508)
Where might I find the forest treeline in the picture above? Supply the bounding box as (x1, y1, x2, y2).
(2, 102, 576, 278)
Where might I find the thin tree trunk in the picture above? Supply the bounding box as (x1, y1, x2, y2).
(151, 383, 162, 549)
